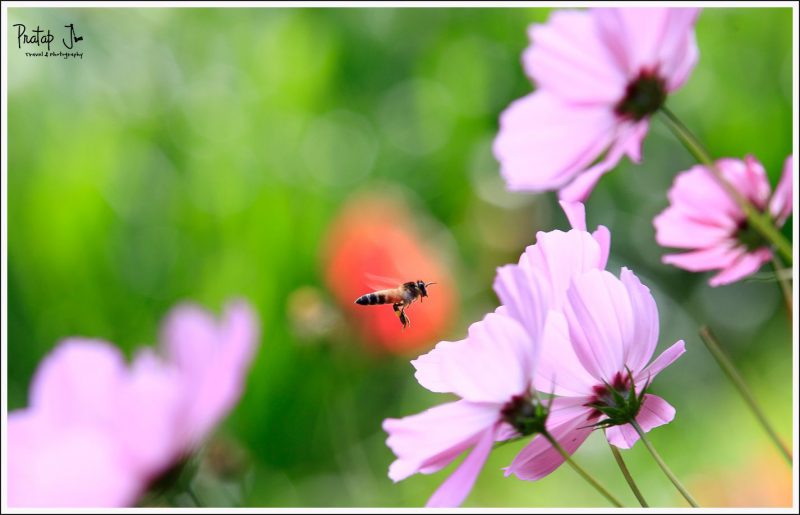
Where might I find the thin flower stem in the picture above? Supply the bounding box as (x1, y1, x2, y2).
(699, 326, 792, 464)
(541, 431, 623, 507)
(604, 432, 648, 507)
(659, 107, 793, 265)
(629, 419, 699, 507)
(771, 255, 793, 319)
(185, 484, 202, 507)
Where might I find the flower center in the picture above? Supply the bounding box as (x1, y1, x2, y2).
(584, 369, 647, 428)
(615, 70, 667, 121)
(501, 394, 549, 436)
(587, 371, 629, 417)
(736, 219, 769, 251)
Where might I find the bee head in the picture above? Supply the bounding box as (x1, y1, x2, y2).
(417, 280, 436, 297)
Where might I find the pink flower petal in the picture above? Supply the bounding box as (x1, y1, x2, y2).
(664, 164, 741, 226)
(494, 92, 617, 193)
(221, 299, 261, 371)
(383, 400, 500, 482)
(115, 349, 183, 475)
(425, 426, 496, 508)
(494, 229, 605, 345)
(709, 247, 772, 287)
(636, 340, 685, 385)
(653, 206, 734, 249)
(662, 244, 744, 272)
(734, 156, 771, 209)
(511, 229, 604, 310)
(592, 8, 700, 88)
(655, 9, 701, 90)
(557, 200, 612, 266)
(558, 120, 648, 202)
(493, 264, 549, 350)
(770, 155, 793, 224)
(558, 155, 616, 203)
(619, 268, 659, 374)
(533, 310, 597, 397)
(9, 414, 139, 508)
(160, 300, 260, 444)
(663, 27, 699, 91)
(559, 200, 587, 231)
(605, 394, 676, 449)
(592, 225, 611, 270)
(29, 339, 126, 427)
(506, 400, 594, 481)
(524, 10, 626, 104)
(618, 120, 649, 163)
(564, 270, 635, 381)
(412, 311, 535, 403)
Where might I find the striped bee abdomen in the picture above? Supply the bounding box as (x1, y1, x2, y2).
(355, 292, 389, 305)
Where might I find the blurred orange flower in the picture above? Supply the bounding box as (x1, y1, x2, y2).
(321, 190, 457, 354)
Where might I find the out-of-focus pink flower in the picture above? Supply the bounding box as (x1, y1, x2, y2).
(494, 8, 700, 202)
(8, 301, 260, 508)
(160, 300, 260, 446)
(8, 341, 181, 507)
(653, 155, 793, 286)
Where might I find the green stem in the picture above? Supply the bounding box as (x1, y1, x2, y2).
(771, 255, 793, 320)
(659, 107, 793, 265)
(629, 419, 699, 507)
(185, 484, 202, 507)
(699, 326, 792, 464)
(542, 431, 623, 507)
(604, 432, 648, 507)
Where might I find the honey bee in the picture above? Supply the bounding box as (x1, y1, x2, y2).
(355, 280, 436, 329)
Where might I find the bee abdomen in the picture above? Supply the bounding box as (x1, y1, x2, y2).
(355, 292, 388, 305)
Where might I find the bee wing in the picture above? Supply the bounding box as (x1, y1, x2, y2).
(364, 272, 402, 291)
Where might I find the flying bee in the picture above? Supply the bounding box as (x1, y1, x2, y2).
(354, 280, 436, 330)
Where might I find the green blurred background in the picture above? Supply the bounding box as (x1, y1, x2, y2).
(7, 7, 794, 508)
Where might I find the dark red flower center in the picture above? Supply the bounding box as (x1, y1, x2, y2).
(615, 70, 667, 122)
(583, 369, 648, 429)
(585, 371, 631, 420)
(501, 393, 549, 436)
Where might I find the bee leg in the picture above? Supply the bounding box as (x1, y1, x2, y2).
(393, 303, 408, 330)
(401, 308, 410, 329)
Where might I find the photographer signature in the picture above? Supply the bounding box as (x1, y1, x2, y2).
(13, 23, 83, 51)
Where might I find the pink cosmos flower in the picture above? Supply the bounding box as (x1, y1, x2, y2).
(495, 204, 685, 480)
(384, 202, 686, 504)
(8, 341, 180, 507)
(160, 300, 260, 446)
(383, 309, 542, 508)
(493, 8, 700, 202)
(8, 300, 260, 508)
(653, 155, 794, 286)
(503, 268, 686, 479)
(383, 224, 591, 507)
